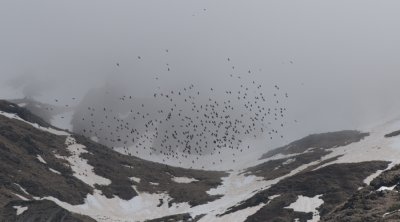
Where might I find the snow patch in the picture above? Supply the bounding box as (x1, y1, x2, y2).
(54, 136, 111, 187)
(49, 168, 61, 175)
(42, 190, 191, 222)
(269, 194, 281, 200)
(363, 162, 395, 186)
(171, 177, 198, 184)
(36, 155, 47, 164)
(130, 177, 141, 183)
(13, 205, 28, 215)
(377, 185, 397, 191)
(285, 195, 323, 222)
(282, 158, 296, 165)
(90, 136, 99, 143)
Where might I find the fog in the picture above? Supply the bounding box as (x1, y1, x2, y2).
(1, 1, 400, 166)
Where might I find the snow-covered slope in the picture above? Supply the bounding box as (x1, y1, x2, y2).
(2, 99, 400, 222)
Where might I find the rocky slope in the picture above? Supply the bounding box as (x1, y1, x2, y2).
(2, 99, 400, 221)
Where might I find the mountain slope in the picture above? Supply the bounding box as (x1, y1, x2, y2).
(0, 100, 226, 221)
(2, 99, 400, 221)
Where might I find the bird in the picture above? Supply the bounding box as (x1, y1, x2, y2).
(71, 60, 292, 168)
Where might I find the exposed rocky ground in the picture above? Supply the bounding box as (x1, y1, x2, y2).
(2, 99, 400, 222)
(0, 100, 226, 221)
(322, 164, 400, 222)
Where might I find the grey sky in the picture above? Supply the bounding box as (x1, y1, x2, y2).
(1, 0, 400, 150)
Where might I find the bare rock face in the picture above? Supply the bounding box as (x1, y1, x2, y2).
(384, 130, 400, 138)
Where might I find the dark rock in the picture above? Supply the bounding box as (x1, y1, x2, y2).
(384, 130, 400, 138)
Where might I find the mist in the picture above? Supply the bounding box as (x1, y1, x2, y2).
(2, 0, 400, 166)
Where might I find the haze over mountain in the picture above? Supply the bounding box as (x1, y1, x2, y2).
(2, 1, 400, 221)
(2, 0, 400, 147)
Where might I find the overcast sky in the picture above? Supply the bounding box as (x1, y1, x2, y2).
(2, 0, 400, 150)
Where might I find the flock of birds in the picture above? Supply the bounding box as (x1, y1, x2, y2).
(47, 55, 294, 168)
